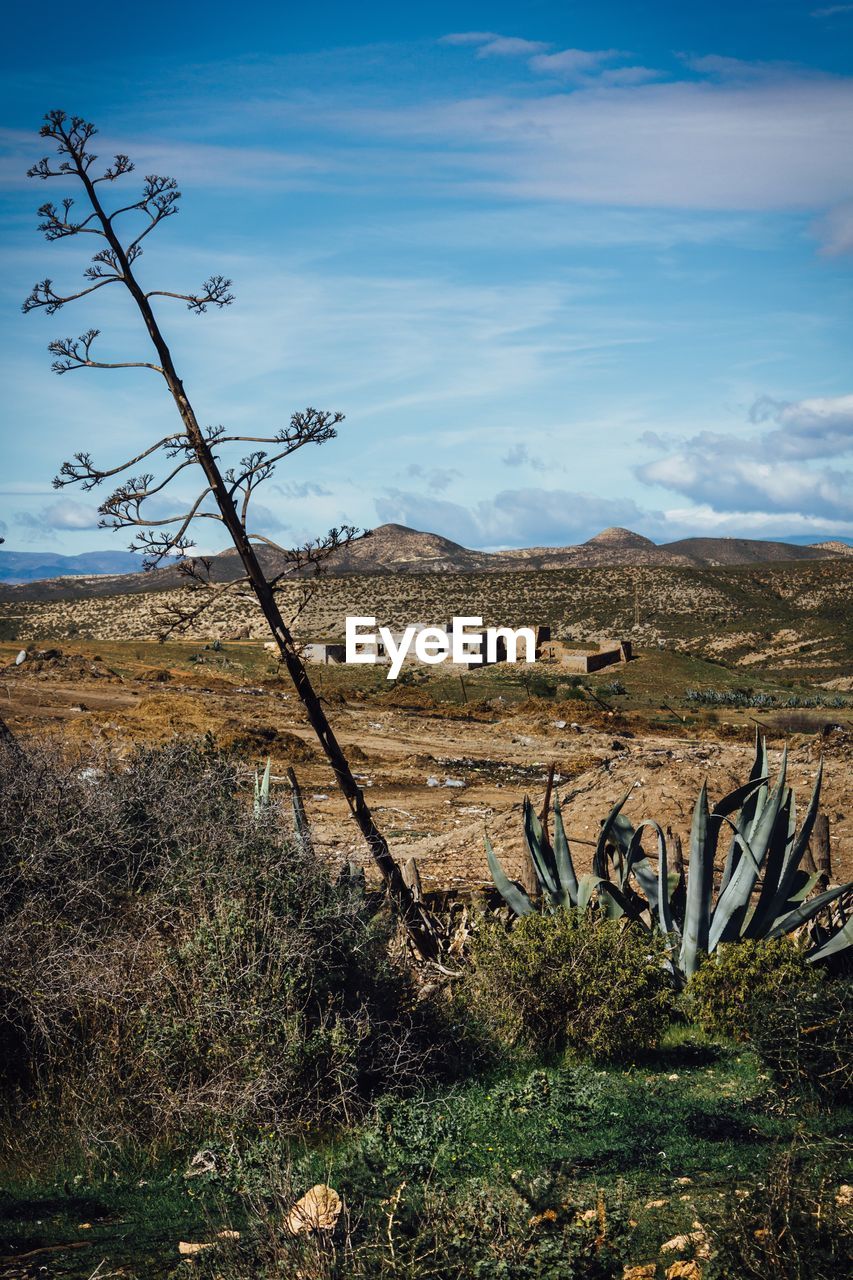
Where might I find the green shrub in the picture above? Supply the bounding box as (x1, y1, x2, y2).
(686, 937, 821, 1041)
(749, 978, 852, 1102)
(464, 911, 674, 1060)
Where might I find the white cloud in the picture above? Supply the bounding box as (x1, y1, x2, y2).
(748, 393, 853, 459)
(440, 32, 550, 58)
(636, 393, 853, 523)
(475, 36, 551, 59)
(16, 498, 102, 532)
(659, 505, 853, 537)
(273, 481, 332, 498)
(439, 32, 501, 46)
(376, 486, 656, 548)
(528, 47, 623, 77)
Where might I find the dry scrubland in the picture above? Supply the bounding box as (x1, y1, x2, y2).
(2, 560, 850, 685)
(1, 557, 851, 890)
(1, 560, 851, 1280)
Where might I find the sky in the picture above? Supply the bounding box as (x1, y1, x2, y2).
(1, 0, 852, 556)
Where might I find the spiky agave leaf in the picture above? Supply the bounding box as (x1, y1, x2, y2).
(807, 910, 853, 962)
(522, 795, 560, 902)
(576, 873, 604, 913)
(747, 761, 823, 939)
(679, 782, 712, 977)
(623, 819, 677, 935)
(552, 796, 578, 908)
(592, 789, 633, 880)
(597, 878, 648, 923)
(623, 820, 668, 911)
(253, 756, 271, 818)
(720, 730, 769, 892)
(767, 881, 853, 940)
(709, 749, 788, 950)
(485, 831, 534, 916)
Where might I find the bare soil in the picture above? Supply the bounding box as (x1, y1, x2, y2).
(2, 641, 849, 890)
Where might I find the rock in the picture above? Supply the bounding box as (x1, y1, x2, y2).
(837, 1184, 853, 1207)
(673, 1176, 692, 1185)
(645, 1199, 669, 1209)
(660, 1229, 709, 1259)
(285, 1184, 342, 1236)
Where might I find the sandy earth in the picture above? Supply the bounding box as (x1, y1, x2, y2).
(2, 659, 849, 890)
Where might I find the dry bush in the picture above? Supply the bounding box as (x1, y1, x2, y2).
(0, 738, 454, 1159)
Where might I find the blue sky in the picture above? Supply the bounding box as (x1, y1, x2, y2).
(2, 0, 852, 554)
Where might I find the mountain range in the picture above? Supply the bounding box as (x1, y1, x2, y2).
(1, 525, 851, 600)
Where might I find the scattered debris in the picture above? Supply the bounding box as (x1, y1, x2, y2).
(664, 1263, 702, 1280)
(177, 1231, 240, 1257)
(184, 1149, 217, 1178)
(285, 1184, 342, 1236)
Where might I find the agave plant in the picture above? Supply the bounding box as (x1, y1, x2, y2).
(253, 756, 272, 818)
(486, 732, 852, 977)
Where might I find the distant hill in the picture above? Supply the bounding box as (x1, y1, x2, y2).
(657, 536, 853, 566)
(0, 524, 849, 602)
(0, 549, 143, 585)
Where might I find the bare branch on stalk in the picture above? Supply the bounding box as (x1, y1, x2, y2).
(23, 109, 441, 960)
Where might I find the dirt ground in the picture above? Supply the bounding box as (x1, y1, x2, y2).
(2, 641, 850, 890)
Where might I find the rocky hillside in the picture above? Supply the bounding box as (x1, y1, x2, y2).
(3, 559, 851, 685)
(1, 523, 848, 602)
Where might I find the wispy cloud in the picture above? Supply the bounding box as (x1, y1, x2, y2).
(440, 32, 550, 58)
(528, 47, 622, 77)
(441, 33, 658, 87)
(403, 464, 460, 492)
(813, 201, 853, 254)
(502, 443, 552, 473)
(329, 64, 853, 223)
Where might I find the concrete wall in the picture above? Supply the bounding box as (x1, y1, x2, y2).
(303, 643, 347, 664)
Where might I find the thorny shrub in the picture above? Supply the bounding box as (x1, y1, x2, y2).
(0, 738, 460, 1155)
(749, 978, 853, 1104)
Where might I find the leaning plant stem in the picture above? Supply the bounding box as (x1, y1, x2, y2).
(66, 138, 436, 956)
